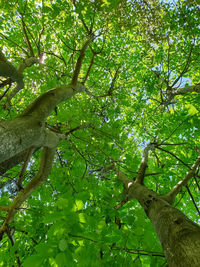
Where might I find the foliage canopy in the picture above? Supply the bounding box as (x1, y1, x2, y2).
(0, 0, 199, 266)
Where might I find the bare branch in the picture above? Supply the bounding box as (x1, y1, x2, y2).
(37, 24, 45, 56)
(17, 57, 39, 74)
(59, 36, 80, 52)
(0, 82, 11, 101)
(44, 51, 67, 66)
(19, 82, 87, 121)
(84, 65, 120, 98)
(5, 57, 39, 104)
(114, 199, 128, 209)
(72, 0, 91, 34)
(186, 185, 200, 217)
(164, 154, 200, 204)
(65, 124, 93, 136)
(155, 146, 190, 169)
(160, 119, 186, 145)
(171, 45, 193, 88)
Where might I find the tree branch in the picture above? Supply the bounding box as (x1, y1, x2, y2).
(18, 82, 86, 121)
(0, 146, 56, 241)
(0, 206, 9, 212)
(171, 44, 193, 88)
(113, 165, 133, 191)
(0, 147, 39, 175)
(0, 33, 28, 56)
(17, 147, 34, 190)
(71, 34, 94, 85)
(82, 53, 95, 84)
(172, 83, 200, 96)
(136, 144, 153, 184)
(155, 146, 190, 169)
(164, 154, 200, 204)
(107, 66, 121, 96)
(21, 15, 35, 57)
(5, 57, 39, 105)
(186, 185, 200, 217)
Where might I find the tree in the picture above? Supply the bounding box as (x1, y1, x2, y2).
(0, 0, 199, 266)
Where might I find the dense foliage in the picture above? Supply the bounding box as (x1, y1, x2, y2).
(0, 0, 199, 266)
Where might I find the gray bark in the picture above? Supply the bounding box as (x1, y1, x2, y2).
(0, 117, 44, 164)
(0, 82, 85, 170)
(129, 183, 200, 267)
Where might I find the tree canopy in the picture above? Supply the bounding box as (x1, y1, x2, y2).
(0, 0, 200, 266)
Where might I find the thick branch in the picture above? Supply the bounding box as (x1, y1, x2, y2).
(164, 83, 200, 105)
(5, 57, 39, 105)
(21, 15, 35, 57)
(113, 166, 133, 191)
(0, 146, 56, 240)
(19, 82, 86, 121)
(0, 148, 39, 175)
(164, 154, 200, 204)
(71, 34, 94, 85)
(0, 206, 9, 212)
(17, 147, 34, 189)
(136, 144, 153, 184)
(173, 83, 200, 96)
(107, 66, 121, 96)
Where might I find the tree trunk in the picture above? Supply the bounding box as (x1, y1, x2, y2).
(0, 83, 85, 170)
(129, 183, 200, 267)
(0, 117, 44, 164)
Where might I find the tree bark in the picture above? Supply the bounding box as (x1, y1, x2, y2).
(129, 183, 200, 267)
(0, 82, 85, 169)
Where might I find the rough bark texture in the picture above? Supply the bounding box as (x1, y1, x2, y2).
(0, 117, 44, 164)
(0, 147, 39, 175)
(0, 82, 85, 171)
(129, 183, 200, 267)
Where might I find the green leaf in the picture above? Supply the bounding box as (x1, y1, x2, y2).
(23, 255, 43, 267)
(58, 239, 68, 252)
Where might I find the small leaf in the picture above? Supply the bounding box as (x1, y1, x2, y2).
(58, 239, 68, 251)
